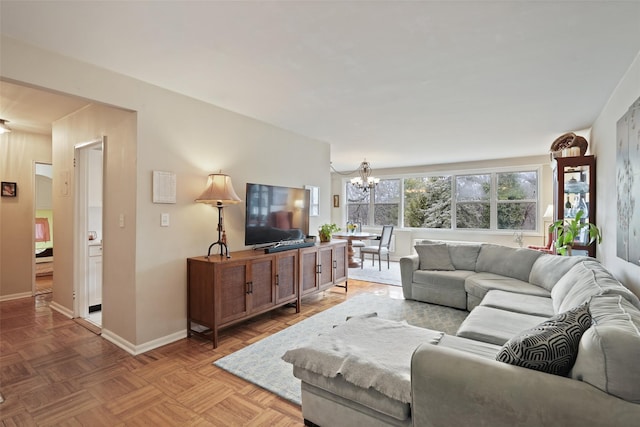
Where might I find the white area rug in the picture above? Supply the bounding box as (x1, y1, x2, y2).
(214, 293, 468, 405)
(348, 260, 401, 286)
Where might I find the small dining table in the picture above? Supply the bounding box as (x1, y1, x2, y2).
(332, 232, 379, 268)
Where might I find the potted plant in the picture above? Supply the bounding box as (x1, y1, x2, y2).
(318, 223, 340, 242)
(549, 210, 602, 255)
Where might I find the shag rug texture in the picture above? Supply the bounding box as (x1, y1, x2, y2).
(214, 293, 468, 405)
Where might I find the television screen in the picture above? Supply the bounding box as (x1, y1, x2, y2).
(245, 183, 310, 246)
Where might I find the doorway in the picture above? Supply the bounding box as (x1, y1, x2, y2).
(74, 138, 104, 328)
(34, 162, 53, 295)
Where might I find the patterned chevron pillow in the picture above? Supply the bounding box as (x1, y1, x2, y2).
(496, 303, 592, 376)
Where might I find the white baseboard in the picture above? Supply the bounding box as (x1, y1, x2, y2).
(135, 330, 187, 354)
(0, 292, 32, 302)
(50, 301, 74, 318)
(101, 329, 137, 355)
(102, 328, 187, 356)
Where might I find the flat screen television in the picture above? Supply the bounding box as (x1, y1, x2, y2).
(245, 183, 310, 247)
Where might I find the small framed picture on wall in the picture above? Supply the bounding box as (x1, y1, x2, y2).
(1, 181, 17, 197)
(333, 194, 339, 208)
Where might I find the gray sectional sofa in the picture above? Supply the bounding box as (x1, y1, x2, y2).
(284, 241, 640, 426)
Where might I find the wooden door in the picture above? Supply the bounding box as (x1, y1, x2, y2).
(248, 257, 275, 313)
(299, 246, 319, 295)
(332, 242, 347, 284)
(275, 251, 298, 305)
(318, 246, 335, 289)
(215, 261, 249, 325)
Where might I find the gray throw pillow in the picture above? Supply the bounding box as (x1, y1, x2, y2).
(496, 303, 592, 376)
(415, 243, 455, 271)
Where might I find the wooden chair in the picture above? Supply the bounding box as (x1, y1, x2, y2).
(527, 231, 554, 254)
(360, 225, 394, 270)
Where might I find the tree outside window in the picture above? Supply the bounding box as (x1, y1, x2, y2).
(374, 179, 400, 226)
(346, 182, 369, 225)
(497, 171, 537, 230)
(456, 174, 490, 229)
(404, 176, 451, 228)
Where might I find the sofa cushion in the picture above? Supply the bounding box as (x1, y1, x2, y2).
(294, 367, 410, 421)
(496, 303, 591, 376)
(571, 295, 640, 403)
(411, 270, 473, 309)
(465, 272, 551, 302)
(551, 260, 640, 313)
(475, 244, 543, 282)
(480, 290, 555, 317)
(456, 306, 547, 346)
(447, 243, 482, 271)
(529, 254, 589, 292)
(437, 334, 502, 359)
(413, 269, 474, 287)
(415, 243, 455, 271)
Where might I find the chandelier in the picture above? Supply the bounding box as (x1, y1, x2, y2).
(350, 159, 379, 191)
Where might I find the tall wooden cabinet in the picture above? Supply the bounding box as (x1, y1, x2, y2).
(552, 155, 597, 257)
(187, 241, 347, 347)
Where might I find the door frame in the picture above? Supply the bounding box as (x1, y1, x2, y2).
(73, 137, 105, 319)
(32, 161, 53, 294)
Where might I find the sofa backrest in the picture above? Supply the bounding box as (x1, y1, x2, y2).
(415, 240, 482, 271)
(551, 260, 640, 313)
(475, 244, 543, 283)
(571, 294, 640, 403)
(529, 254, 590, 292)
(447, 243, 482, 271)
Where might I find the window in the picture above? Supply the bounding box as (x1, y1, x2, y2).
(455, 174, 490, 229)
(496, 171, 537, 230)
(374, 179, 400, 226)
(346, 179, 400, 226)
(404, 176, 451, 228)
(344, 168, 539, 232)
(346, 182, 370, 225)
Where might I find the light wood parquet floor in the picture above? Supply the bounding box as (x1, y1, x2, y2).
(35, 274, 53, 295)
(0, 279, 403, 426)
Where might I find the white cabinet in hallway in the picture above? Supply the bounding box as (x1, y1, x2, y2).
(88, 244, 102, 309)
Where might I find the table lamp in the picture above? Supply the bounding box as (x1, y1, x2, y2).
(195, 173, 241, 258)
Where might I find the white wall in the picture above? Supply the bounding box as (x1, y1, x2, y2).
(1, 36, 332, 351)
(591, 50, 640, 296)
(0, 131, 52, 299)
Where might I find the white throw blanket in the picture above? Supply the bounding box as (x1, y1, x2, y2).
(282, 315, 443, 403)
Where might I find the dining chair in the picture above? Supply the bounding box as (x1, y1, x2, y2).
(360, 225, 394, 270)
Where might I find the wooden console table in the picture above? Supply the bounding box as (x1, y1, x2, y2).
(187, 240, 347, 348)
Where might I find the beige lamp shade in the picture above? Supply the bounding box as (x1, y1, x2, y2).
(543, 204, 554, 220)
(195, 173, 242, 206)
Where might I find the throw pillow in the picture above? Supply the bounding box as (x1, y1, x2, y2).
(415, 243, 455, 271)
(495, 303, 592, 376)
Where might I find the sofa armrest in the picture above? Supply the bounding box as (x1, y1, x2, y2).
(400, 255, 419, 299)
(411, 343, 640, 427)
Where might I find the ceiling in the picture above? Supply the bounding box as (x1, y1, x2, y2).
(1, 1, 640, 170)
(0, 81, 90, 135)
